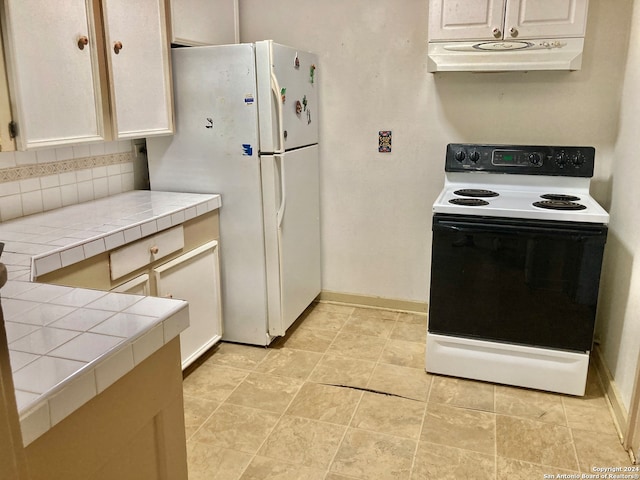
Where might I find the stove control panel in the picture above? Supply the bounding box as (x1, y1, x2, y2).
(445, 144, 595, 177)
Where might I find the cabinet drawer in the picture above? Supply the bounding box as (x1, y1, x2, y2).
(110, 226, 184, 280)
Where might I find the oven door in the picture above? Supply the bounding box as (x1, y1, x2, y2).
(428, 214, 608, 352)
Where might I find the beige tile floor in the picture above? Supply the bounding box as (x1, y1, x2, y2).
(182, 302, 633, 479)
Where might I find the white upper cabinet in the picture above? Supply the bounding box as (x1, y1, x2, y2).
(429, 0, 589, 42)
(170, 0, 239, 46)
(102, 0, 174, 138)
(1, 0, 105, 150)
(0, 0, 173, 150)
(504, 0, 588, 40)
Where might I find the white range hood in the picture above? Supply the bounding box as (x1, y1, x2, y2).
(428, 37, 584, 73)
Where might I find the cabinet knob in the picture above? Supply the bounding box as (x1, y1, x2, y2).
(113, 41, 123, 54)
(150, 246, 159, 254)
(77, 36, 89, 50)
(509, 27, 518, 37)
(492, 27, 501, 38)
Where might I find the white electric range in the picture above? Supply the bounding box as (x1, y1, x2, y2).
(426, 144, 609, 396)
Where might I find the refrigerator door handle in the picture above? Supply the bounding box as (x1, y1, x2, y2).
(270, 70, 285, 154)
(276, 154, 286, 228)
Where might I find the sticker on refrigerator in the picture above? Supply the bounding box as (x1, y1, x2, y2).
(295, 100, 302, 116)
(205, 118, 214, 129)
(280, 87, 287, 104)
(244, 94, 255, 105)
(379, 131, 392, 153)
(310, 64, 316, 84)
(294, 52, 300, 69)
(302, 95, 307, 111)
(242, 144, 253, 156)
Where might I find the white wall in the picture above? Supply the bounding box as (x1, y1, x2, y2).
(240, 0, 632, 303)
(596, 1, 640, 410)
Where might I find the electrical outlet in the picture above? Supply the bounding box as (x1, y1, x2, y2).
(379, 131, 391, 153)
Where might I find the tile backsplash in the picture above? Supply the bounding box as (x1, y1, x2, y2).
(0, 140, 135, 222)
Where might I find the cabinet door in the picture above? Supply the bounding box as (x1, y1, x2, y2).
(101, 0, 174, 138)
(0, 0, 105, 150)
(153, 241, 222, 369)
(429, 0, 506, 41)
(111, 274, 151, 296)
(170, 0, 239, 46)
(504, 0, 588, 39)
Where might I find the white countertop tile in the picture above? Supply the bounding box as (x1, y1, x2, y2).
(47, 308, 115, 332)
(19, 401, 50, 445)
(9, 350, 39, 373)
(4, 322, 40, 343)
(123, 296, 186, 318)
(48, 370, 96, 427)
(48, 288, 108, 308)
(2, 298, 41, 320)
(14, 284, 74, 303)
(85, 292, 143, 312)
(14, 390, 40, 411)
(9, 327, 80, 355)
(48, 332, 124, 363)
(0, 280, 38, 298)
(90, 312, 157, 338)
(13, 304, 77, 327)
(132, 324, 164, 365)
(12, 356, 87, 394)
(95, 344, 134, 393)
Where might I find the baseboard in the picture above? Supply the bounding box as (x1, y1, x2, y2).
(593, 344, 628, 440)
(317, 290, 428, 314)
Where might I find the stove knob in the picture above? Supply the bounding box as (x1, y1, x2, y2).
(469, 150, 480, 162)
(528, 153, 542, 166)
(555, 151, 567, 167)
(571, 151, 585, 167)
(455, 150, 466, 162)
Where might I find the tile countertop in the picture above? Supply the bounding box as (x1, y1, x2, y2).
(0, 190, 222, 445)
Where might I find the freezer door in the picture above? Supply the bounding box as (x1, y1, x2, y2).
(261, 145, 321, 336)
(256, 41, 319, 153)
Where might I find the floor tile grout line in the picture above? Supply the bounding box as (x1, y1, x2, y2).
(565, 409, 583, 472)
(182, 393, 224, 443)
(559, 394, 582, 471)
(408, 387, 430, 478)
(324, 386, 366, 478)
(493, 411, 584, 473)
(183, 354, 258, 446)
(318, 304, 376, 478)
(227, 379, 306, 479)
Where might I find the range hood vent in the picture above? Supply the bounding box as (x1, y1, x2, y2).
(428, 38, 584, 73)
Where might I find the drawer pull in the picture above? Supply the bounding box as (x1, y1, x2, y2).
(150, 246, 159, 254)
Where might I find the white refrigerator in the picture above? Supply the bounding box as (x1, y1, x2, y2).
(146, 41, 321, 346)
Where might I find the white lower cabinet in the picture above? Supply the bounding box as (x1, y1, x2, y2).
(111, 274, 151, 296)
(153, 241, 222, 369)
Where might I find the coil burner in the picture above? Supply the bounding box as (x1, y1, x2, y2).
(453, 189, 499, 198)
(533, 200, 586, 210)
(540, 193, 580, 202)
(449, 198, 489, 206)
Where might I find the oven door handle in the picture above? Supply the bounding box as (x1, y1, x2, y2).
(433, 220, 607, 239)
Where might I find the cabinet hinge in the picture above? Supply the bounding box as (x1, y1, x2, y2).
(8, 121, 18, 139)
